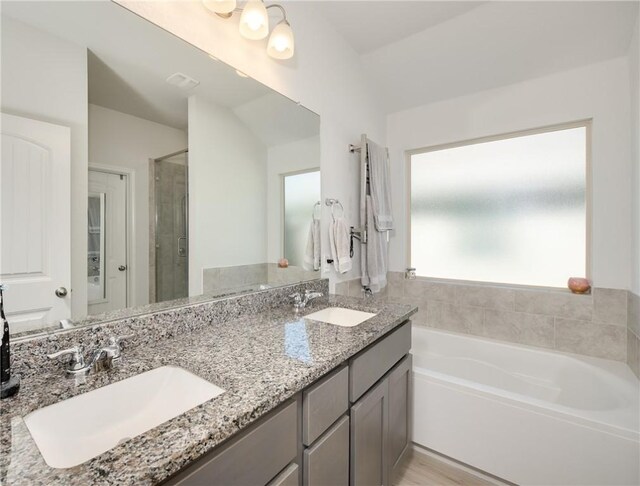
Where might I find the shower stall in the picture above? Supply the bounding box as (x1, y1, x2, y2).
(151, 150, 188, 303)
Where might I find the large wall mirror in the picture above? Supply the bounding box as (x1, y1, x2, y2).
(0, 1, 321, 338)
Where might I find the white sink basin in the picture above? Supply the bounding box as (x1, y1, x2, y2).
(304, 307, 377, 327)
(24, 365, 224, 468)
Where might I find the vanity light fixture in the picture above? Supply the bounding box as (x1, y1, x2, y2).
(203, 0, 295, 60)
(239, 0, 269, 40)
(203, 0, 236, 16)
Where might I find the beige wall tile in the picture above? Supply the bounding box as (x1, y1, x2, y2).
(514, 289, 592, 320)
(348, 278, 363, 298)
(410, 299, 429, 327)
(555, 317, 626, 361)
(405, 280, 457, 302)
(483, 309, 554, 348)
(333, 281, 349, 296)
(387, 271, 405, 283)
(387, 281, 404, 302)
(456, 284, 515, 311)
(628, 292, 640, 336)
(426, 301, 483, 335)
(592, 288, 627, 326)
(627, 328, 640, 379)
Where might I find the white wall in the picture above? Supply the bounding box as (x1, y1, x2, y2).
(188, 95, 267, 295)
(266, 136, 321, 264)
(387, 57, 632, 290)
(1, 15, 89, 318)
(630, 18, 640, 295)
(115, 1, 387, 289)
(88, 104, 187, 306)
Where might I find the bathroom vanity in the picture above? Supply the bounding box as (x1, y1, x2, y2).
(1, 283, 416, 486)
(165, 321, 412, 486)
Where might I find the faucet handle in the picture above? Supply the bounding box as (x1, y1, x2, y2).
(109, 334, 133, 346)
(47, 346, 86, 372)
(289, 292, 302, 303)
(107, 334, 134, 359)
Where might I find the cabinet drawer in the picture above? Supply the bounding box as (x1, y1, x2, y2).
(349, 321, 411, 402)
(303, 415, 349, 486)
(303, 365, 348, 446)
(168, 400, 298, 486)
(268, 463, 299, 486)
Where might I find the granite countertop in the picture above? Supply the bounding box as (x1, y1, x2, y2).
(0, 295, 416, 486)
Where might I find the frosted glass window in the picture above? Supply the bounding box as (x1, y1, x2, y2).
(410, 126, 587, 287)
(283, 170, 321, 267)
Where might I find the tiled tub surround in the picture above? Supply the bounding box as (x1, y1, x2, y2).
(203, 263, 319, 297)
(1, 285, 416, 485)
(628, 292, 640, 378)
(336, 273, 630, 362)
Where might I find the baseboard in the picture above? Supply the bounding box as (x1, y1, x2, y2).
(410, 443, 514, 486)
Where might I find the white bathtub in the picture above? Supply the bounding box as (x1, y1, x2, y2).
(412, 326, 640, 486)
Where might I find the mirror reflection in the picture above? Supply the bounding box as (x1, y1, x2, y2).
(0, 1, 321, 338)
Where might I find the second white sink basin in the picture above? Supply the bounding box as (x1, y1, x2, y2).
(304, 307, 377, 327)
(24, 365, 224, 468)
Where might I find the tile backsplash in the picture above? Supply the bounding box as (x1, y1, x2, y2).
(335, 273, 631, 363)
(203, 263, 319, 297)
(12, 279, 329, 380)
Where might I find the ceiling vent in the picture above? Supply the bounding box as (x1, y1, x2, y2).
(165, 72, 200, 90)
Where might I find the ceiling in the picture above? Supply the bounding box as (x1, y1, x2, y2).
(5, 1, 638, 122)
(314, 1, 639, 113)
(2, 1, 319, 146)
(310, 1, 485, 54)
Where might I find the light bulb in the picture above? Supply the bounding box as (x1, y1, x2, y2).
(202, 0, 236, 15)
(239, 0, 269, 40)
(267, 20, 294, 59)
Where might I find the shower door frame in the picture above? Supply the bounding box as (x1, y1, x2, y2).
(87, 163, 136, 309)
(153, 149, 189, 303)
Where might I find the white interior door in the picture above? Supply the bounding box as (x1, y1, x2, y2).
(87, 170, 127, 314)
(0, 113, 71, 333)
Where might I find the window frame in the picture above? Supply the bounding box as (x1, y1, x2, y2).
(280, 167, 321, 262)
(405, 119, 593, 289)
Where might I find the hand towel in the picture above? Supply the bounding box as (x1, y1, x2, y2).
(367, 140, 394, 231)
(361, 195, 388, 293)
(330, 217, 352, 274)
(303, 219, 321, 271)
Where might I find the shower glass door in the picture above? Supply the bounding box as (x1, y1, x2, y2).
(154, 151, 188, 302)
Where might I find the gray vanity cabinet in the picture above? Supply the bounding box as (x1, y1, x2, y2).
(350, 377, 389, 486)
(268, 463, 300, 486)
(349, 322, 412, 486)
(303, 415, 350, 485)
(165, 399, 299, 486)
(164, 321, 412, 486)
(387, 354, 412, 473)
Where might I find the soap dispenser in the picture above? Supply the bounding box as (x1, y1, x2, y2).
(0, 284, 20, 399)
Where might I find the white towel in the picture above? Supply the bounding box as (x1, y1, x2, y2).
(330, 217, 352, 274)
(303, 219, 321, 271)
(361, 195, 388, 293)
(367, 141, 394, 231)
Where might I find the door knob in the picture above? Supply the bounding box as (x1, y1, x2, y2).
(55, 287, 68, 298)
(118, 265, 127, 272)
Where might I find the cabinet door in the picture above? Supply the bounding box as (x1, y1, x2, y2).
(387, 354, 412, 473)
(304, 415, 349, 485)
(350, 378, 388, 486)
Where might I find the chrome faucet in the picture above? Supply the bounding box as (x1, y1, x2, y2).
(47, 335, 131, 377)
(290, 290, 324, 311)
